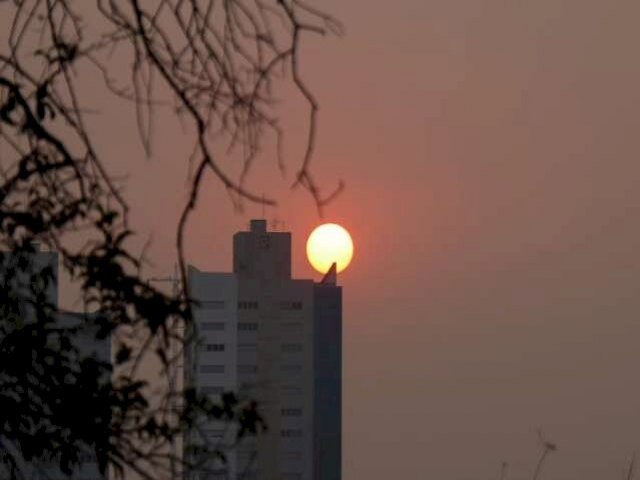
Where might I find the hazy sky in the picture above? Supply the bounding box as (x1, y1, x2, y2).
(30, 0, 640, 478)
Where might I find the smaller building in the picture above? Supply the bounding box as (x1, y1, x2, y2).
(0, 246, 111, 480)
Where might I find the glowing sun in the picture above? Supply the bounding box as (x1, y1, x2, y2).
(306, 223, 354, 274)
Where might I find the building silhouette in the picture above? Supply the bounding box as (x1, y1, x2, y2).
(186, 220, 342, 480)
(0, 246, 110, 480)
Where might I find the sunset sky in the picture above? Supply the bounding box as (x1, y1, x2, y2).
(44, 0, 640, 478)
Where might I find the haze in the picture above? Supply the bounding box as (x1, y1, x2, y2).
(20, 0, 640, 478)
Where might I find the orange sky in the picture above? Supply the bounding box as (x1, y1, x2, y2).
(6, 0, 640, 478)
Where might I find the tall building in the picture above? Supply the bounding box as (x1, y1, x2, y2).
(186, 220, 342, 480)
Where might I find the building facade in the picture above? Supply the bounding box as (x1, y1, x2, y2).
(187, 220, 342, 480)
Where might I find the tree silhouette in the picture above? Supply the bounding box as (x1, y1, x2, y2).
(0, 1, 341, 478)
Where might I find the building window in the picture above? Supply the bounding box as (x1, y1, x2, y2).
(280, 301, 303, 311)
(201, 322, 225, 331)
(281, 408, 303, 417)
(200, 365, 225, 374)
(200, 300, 225, 310)
(238, 300, 259, 310)
(202, 343, 225, 352)
(238, 322, 258, 331)
(238, 364, 258, 374)
(281, 343, 303, 354)
(238, 343, 257, 351)
(280, 429, 303, 438)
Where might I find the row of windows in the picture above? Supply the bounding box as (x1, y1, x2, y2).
(200, 336, 303, 353)
(200, 300, 225, 310)
(200, 386, 224, 395)
(201, 322, 225, 331)
(281, 429, 303, 438)
(200, 321, 260, 332)
(198, 300, 260, 310)
(201, 343, 225, 352)
(201, 319, 306, 333)
(281, 344, 303, 353)
(200, 365, 225, 373)
(200, 365, 260, 374)
(280, 301, 303, 310)
(200, 322, 258, 332)
(199, 342, 302, 355)
(281, 408, 303, 417)
(201, 386, 304, 398)
(199, 300, 303, 312)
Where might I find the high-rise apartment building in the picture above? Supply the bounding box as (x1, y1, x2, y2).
(186, 220, 342, 480)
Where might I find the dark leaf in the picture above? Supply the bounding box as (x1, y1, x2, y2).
(115, 345, 131, 365)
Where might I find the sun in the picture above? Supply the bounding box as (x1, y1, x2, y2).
(306, 223, 354, 274)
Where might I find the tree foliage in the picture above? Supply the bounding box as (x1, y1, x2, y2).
(0, 1, 340, 478)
